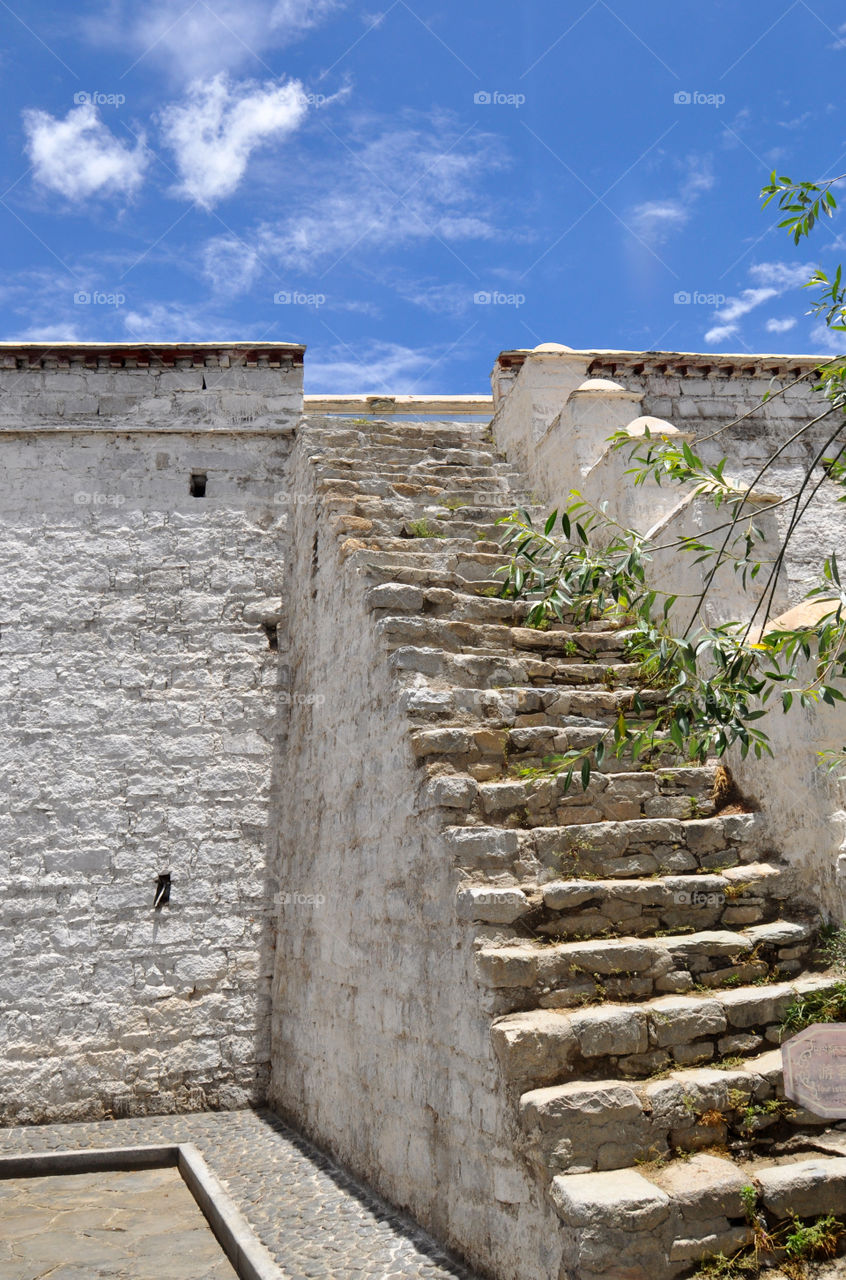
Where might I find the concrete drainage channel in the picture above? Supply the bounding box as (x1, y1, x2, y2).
(0, 1143, 283, 1280)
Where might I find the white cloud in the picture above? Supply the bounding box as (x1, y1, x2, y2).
(681, 161, 714, 201)
(305, 341, 439, 393)
(704, 323, 739, 345)
(256, 121, 506, 273)
(398, 281, 475, 317)
(23, 103, 148, 201)
(8, 324, 84, 342)
(830, 21, 846, 50)
(714, 287, 779, 325)
(160, 74, 308, 207)
(121, 300, 226, 341)
(628, 155, 713, 245)
(748, 261, 814, 290)
(765, 317, 798, 334)
(86, 0, 346, 81)
(810, 321, 846, 354)
(778, 111, 813, 130)
(705, 260, 814, 346)
(629, 200, 689, 243)
(201, 235, 261, 295)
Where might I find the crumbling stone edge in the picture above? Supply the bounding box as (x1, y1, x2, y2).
(0, 1142, 283, 1280)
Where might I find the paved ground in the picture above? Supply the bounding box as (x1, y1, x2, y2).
(0, 1166, 238, 1280)
(0, 1110, 482, 1280)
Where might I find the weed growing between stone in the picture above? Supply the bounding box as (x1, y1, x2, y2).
(781, 981, 846, 1034)
(692, 1194, 845, 1277)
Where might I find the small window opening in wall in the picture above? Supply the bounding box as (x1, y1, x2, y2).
(262, 622, 279, 651)
(154, 873, 171, 910)
(190, 472, 207, 498)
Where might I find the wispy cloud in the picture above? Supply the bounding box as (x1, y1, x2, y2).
(396, 280, 476, 318)
(810, 320, 846, 353)
(85, 0, 347, 81)
(201, 235, 261, 295)
(121, 299, 227, 340)
(829, 21, 846, 50)
(305, 339, 439, 392)
(254, 118, 507, 276)
(629, 199, 689, 243)
(8, 323, 84, 341)
(628, 155, 713, 245)
(160, 74, 308, 207)
(705, 261, 813, 345)
(765, 316, 798, 333)
(23, 103, 148, 201)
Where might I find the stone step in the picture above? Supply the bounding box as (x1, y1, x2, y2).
(420, 763, 716, 824)
(399, 679, 664, 729)
(389, 644, 643, 690)
(369, 536, 520, 559)
(352, 547, 513, 580)
(459, 861, 791, 936)
(445, 813, 764, 878)
(317, 474, 527, 510)
(315, 463, 524, 490)
(312, 443, 501, 464)
(551, 1151, 846, 1280)
(479, 917, 814, 1022)
(489, 948, 822, 1087)
(366, 583, 627, 631)
(314, 453, 513, 476)
(516, 976, 844, 1175)
(325, 506, 512, 543)
(377, 615, 629, 659)
(307, 427, 493, 450)
(414, 718, 701, 781)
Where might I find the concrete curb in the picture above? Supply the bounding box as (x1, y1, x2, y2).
(0, 1143, 285, 1280)
(179, 1142, 284, 1280)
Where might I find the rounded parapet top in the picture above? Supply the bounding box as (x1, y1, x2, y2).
(625, 415, 683, 438)
(570, 377, 640, 399)
(531, 342, 575, 354)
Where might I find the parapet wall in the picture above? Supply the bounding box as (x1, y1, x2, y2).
(0, 344, 302, 1123)
(492, 344, 834, 604)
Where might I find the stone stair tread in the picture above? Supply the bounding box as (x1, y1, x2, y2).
(480, 924, 806, 980)
(553, 1152, 846, 1265)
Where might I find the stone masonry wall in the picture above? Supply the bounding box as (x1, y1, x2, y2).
(0, 346, 300, 1123)
(591, 354, 840, 604)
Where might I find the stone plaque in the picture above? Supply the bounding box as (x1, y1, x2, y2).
(782, 1023, 846, 1119)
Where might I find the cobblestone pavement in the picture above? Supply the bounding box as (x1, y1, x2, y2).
(0, 1110, 483, 1280)
(0, 1166, 239, 1280)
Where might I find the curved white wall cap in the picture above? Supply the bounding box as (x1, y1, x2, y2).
(569, 377, 641, 397)
(530, 342, 575, 353)
(625, 415, 682, 437)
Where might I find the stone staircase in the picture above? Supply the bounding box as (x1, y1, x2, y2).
(302, 414, 846, 1280)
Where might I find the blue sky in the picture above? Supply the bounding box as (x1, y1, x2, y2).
(1, 0, 845, 392)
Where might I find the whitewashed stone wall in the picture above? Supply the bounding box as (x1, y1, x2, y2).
(0, 346, 301, 1123)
